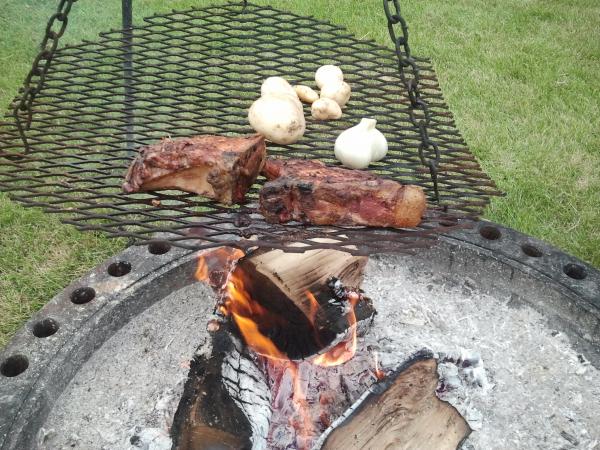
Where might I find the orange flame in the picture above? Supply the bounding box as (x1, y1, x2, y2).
(195, 247, 245, 286)
(290, 363, 313, 447)
(223, 275, 288, 360)
(199, 252, 365, 447)
(223, 273, 314, 445)
(305, 291, 320, 325)
(312, 292, 359, 367)
(373, 351, 385, 380)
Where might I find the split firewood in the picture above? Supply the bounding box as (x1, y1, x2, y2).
(238, 247, 367, 311)
(171, 323, 271, 450)
(314, 350, 471, 450)
(232, 247, 374, 359)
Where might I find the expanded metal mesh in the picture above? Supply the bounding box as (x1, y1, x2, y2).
(0, 2, 501, 254)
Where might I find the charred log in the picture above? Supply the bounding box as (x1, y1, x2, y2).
(171, 324, 271, 450)
(231, 248, 374, 359)
(238, 247, 366, 315)
(314, 350, 471, 450)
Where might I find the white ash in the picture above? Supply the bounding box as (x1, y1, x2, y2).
(222, 346, 272, 450)
(361, 255, 600, 450)
(261, 344, 378, 449)
(40, 282, 216, 450)
(437, 349, 491, 430)
(127, 427, 171, 450)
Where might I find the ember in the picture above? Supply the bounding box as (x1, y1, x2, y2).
(195, 247, 245, 289)
(373, 351, 386, 380)
(178, 247, 469, 450)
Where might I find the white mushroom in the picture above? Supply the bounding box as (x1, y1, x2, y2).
(261, 77, 302, 111)
(311, 98, 342, 120)
(315, 65, 344, 89)
(320, 81, 352, 107)
(294, 85, 319, 104)
(248, 94, 306, 145)
(261, 76, 296, 97)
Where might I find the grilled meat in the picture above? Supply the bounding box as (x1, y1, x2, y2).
(260, 158, 426, 228)
(123, 134, 266, 205)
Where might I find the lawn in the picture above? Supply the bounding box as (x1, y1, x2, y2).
(1, 0, 599, 347)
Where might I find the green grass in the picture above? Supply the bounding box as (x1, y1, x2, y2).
(1, 0, 599, 347)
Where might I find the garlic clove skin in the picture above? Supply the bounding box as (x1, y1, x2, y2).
(320, 81, 351, 108)
(334, 133, 373, 169)
(315, 65, 344, 89)
(365, 120, 388, 161)
(334, 118, 388, 169)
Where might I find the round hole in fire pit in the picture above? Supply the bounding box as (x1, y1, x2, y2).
(70, 287, 96, 305)
(1, 354, 29, 378)
(440, 218, 459, 227)
(148, 241, 171, 255)
(479, 225, 501, 241)
(521, 244, 543, 258)
(32, 318, 60, 338)
(563, 263, 587, 280)
(107, 261, 132, 277)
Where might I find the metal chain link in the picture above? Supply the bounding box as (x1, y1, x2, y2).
(12, 0, 78, 152)
(384, 0, 441, 204)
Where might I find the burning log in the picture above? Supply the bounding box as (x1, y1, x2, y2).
(314, 350, 472, 450)
(174, 247, 380, 449)
(171, 323, 271, 450)
(231, 249, 373, 359)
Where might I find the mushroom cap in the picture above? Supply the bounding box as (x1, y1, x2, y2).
(249, 95, 306, 144)
(315, 65, 344, 89)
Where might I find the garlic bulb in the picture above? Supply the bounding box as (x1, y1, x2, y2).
(334, 118, 388, 169)
(315, 65, 344, 89)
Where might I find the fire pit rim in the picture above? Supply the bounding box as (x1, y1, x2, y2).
(0, 222, 598, 450)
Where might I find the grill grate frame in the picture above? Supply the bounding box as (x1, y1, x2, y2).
(0, 2, 501, 255)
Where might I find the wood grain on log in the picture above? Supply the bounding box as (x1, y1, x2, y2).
(232, 249, 369, 359)
(239, 247, 367, 317)
(316, 351, 471, 450)
(171, 326, 270, 450)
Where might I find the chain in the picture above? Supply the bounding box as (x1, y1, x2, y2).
(383, 0, 441, 205)
(12, 0, 78, 152)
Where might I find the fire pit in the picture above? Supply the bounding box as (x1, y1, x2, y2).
(1, 223, 598, 449)
(0, 2, 598, 449)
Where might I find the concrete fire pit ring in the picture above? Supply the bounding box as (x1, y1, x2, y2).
(1, 222, 598, 449)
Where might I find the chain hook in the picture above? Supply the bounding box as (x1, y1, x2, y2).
(12, 0, 78, 153)
(383, 0, 441, 204)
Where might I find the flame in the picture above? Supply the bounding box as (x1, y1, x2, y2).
(231, 312, 287, 360)
(305, 291, 320, 325)
(312, 292, 359, 367)
(223, 274, 314, 445)
(203, 254, 365, 448)
(223, 275, 289, 360)
(195, 257, 208, 281)
(373, 351, 385, 380)
(195, 247, 245, 286)
(290, 363, 313, 447)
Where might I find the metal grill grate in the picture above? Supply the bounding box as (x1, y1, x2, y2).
(0, 2, 501, 255)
